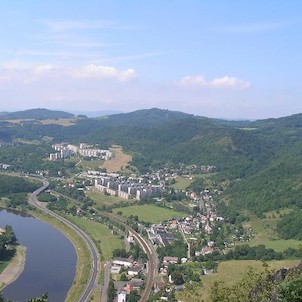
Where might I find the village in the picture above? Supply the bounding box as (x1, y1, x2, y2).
(73, 165, 255, 302)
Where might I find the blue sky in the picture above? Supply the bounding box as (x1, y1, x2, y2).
(0, 1, 301, 119)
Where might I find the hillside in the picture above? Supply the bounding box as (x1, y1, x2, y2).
(0, 108, 74, 120)
(2, 108, 302, 218)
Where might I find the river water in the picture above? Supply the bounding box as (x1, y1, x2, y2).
(0, 209, 77, 302)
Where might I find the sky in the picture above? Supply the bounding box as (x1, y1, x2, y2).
(0, 1, 302, 119)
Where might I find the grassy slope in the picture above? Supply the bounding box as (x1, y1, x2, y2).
(177, 259, 301, 302)
(67, 216, 123, 260)
(244, 209, 302, 252)
(101, 146, 132, 173)
(87, 189, 133, 207)
(113, 204, 185, 223)
(170, 177, 194, 190)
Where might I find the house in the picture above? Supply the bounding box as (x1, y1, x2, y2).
(113, 257, 134, 267)
(111, 266, 122, 274)
(126, 278, 144, 293)
(118, 291, 127, 302)
(163, 256, 178, 267)
(128, 266, 142, 277)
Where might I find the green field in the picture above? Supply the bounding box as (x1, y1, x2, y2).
(244, 214, 302, 252)
(177, 259, 301, 302)
(170, 177, 194, 190)
(87, 189, 134, 207)
(67, 215, 123, 260)
(113, 204, 185, 223)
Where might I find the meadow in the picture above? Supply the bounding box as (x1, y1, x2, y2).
(177, 259, 301, 302)
(113, 204, 185, 223)
(244, 209, 302, 252)
(67, 215, 123, 260)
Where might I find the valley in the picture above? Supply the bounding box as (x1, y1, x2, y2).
(1, 108, 302, 301)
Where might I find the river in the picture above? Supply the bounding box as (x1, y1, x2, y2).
(0, 209, 77, 302)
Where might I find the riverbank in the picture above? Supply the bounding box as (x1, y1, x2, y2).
(0, 246, 26, 289)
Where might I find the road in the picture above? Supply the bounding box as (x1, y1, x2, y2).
(28, 179, 100, 302)
(99, 213, 157, 302)
(179, 223, 191, 259)
(101, 261, 111, 302)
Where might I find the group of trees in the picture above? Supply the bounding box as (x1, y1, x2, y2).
(195, 244, 302, 263)
(0, 225, 17, 259)
(0, 293, 48, 302)
(157, 240, 187, 261)
(277, 210, 302, 239)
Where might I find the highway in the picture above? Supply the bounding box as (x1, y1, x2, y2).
(99, 213, 157, 302)
(28, 179, 100, 302)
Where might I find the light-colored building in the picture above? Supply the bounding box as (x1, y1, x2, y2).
(118, 291, 127, 302)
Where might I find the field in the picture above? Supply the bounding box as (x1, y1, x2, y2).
(67, 215, 123, 260)
(177, 259, 301, 302)
(112, 204, 185, 223)
(101, 146, 132, 173)
(244, 210, 302, 252)
(170, 177, 194, 190)
(87, 189, 133, 207)
(75, 158, 105, 170)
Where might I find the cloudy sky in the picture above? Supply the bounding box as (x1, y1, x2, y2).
(0, 1, 301, 119)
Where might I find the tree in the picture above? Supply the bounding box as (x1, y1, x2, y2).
(171, 271, 184, 285)
(107, 280, 116, 302)
(120, 273, 128, 281)
(127, 290, 140, 302)
(4, 225, 17, 246)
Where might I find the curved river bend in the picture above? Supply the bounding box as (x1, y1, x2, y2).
(0, 209, 77, 302)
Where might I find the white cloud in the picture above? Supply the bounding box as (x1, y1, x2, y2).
(178, 76, 207, 87)
(177, 75, 250, 90)
(72, 64, 136, 82)
(210, 76, 250, 89)
(33, 64, 58, 75)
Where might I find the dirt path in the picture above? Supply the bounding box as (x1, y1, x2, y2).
(0, 246, 26, 289)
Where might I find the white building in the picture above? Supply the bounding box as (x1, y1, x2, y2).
(118, 291, 127, 302)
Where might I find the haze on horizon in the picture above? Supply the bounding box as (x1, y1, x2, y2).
(0, 1, 301, 120)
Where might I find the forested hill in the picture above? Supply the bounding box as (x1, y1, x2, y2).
(2, 108, 302, 216)
(0, 108, 74, 120)
(94, 108, 193, 128)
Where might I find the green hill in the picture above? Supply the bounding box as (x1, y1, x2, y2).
(0, 108, 74, 120)
(2, 107, 302, 219)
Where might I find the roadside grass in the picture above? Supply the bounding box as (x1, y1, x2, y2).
(87, 189, 133, 207)
(29, 209, 91, 302)
(101, 146, 132, 173)
(170, 177, 194, 190)
(67, 215, 123, 260)
(177, 259, 301, 302)
(112, 204, 185, 223)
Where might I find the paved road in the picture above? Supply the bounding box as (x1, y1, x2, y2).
(28, 179, 100, 302)
(99, 213, 157, 302)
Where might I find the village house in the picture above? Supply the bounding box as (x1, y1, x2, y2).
(112, 257, 134, 268)
(163, 256, 178, 267)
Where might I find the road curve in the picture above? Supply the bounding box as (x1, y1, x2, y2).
(100, 213, 157, 302)
(28, 179, 100, 302)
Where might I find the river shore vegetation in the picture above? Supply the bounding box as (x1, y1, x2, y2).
(0, 225, 18, 275)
